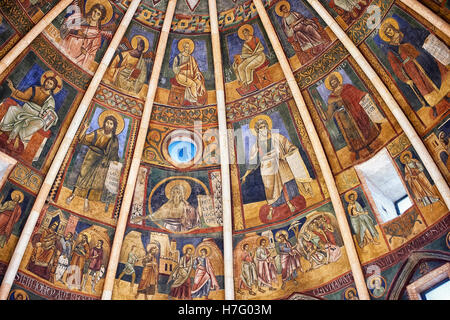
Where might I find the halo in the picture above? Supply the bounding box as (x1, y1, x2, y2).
(182, 244, 195, 254)
(97, 109, 125, 135)
(344, 190, 358, 202)
(324, 71, 343, 91)
(275, 230, 289, 242)
(379, 17, 399, 43)
(249, 114, 273, 136)
(11, 289, 29, 300)
(275, 1, 291, 17)
(257, 236, 269, 246)
(85, 0, 113, 25)
(131, 35, 150, 53)
(177, 38, 195, 54)
(240, 241, 252, 250)
(400, 150, 413, 164)
(344, 287, 357, 299)
(80, 232, 91, 244)
(40, 71, 63, 94)
(369, 276, 381, 288)
(197, 244, 211, 257)
(11, 190, 24, 203)
(238, 24, 254, 40)
(164, 179, 192, 201)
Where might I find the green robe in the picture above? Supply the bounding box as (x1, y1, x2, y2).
(73, 129, 119, 201)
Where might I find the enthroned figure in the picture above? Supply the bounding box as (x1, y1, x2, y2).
(168, 38, 207, 107)
(328, 0, 368, 24)
(233, 24, 271, 96)
(60, 1, 114, 71)
(27, 221, 60, 281)
(104, 35, 153, 95)
(275, 1, 329, 62)
(0, 71, 60, 154)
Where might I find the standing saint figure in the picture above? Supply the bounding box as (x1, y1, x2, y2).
(135, 244, 159, 300)
(237, 243, 262, 296)
(241, 115, 311, 221)
(0, 190, 23, 248)
(320, 71, 381, 160)
(276, 230, 302, 290)
(66, 111, 122, 212)
(172, 38, 207, 106)
(191, 245, 219, 300)
(400, 151, 440, 207)
(345, 190, 380, 248)
(55, 232, 73, 284)
(66, 234, 90, 290)
(60, 1, 113, 70)
(0, 72, 61, 153)
(233, 24, 267, 92)
(105, 35, 153, 95)
(148, 180, 199, 232)
(168, 244, 195, 300)
(117, 245, 141, 291)
(275, 1, 326, 54)
(82, 239, 104, 293)
(255, 237, 278, 291)
(378, 17, 449, 117)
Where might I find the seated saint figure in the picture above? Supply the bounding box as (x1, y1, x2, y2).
(105, 35, 153, 95)
(233, 24, 268, 95)
(27, 221, 59, 281)
(171, 38, 207, 106)
(275, 1, 327, 56)
(0, 71, 60, 153)
(329, 0, 368, 24)
(60, 2, 113, 71)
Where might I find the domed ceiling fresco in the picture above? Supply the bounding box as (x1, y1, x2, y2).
(0, 0, 448, 300)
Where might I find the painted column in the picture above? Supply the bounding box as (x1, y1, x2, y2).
(0, 0, 73, 76)
(306, 0, 450, 210)
(399, 0, 450, 35)
(252, 0, 371, 300)
(208, 0, 235, 300)
(0, 0, 143, 300)
(101, 0, 178, 300)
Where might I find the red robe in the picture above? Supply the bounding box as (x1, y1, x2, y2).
(0, 202, 21, 243)
(388, 43, 436, 98)
(328, 84, 380, 152)
(191, 256, 219, 297)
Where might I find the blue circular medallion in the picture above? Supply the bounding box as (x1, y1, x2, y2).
(168, 139, 197, 163)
